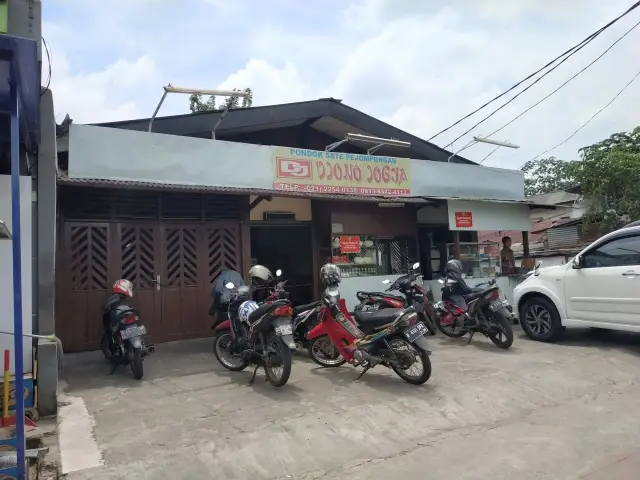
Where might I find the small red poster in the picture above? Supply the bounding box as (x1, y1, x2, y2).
(455, 211, 473, 228)
(339, 236, 361, 253)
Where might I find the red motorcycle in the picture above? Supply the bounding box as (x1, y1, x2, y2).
(306, 284, 432, 384)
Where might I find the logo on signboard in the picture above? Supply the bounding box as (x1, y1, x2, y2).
(455, 211, 473, 228)
(276, 158, 312, 179)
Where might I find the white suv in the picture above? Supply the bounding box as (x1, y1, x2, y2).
(513, 225, 640, 342)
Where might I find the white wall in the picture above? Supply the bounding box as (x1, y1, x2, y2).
(447, 199, 531, 231)
(68, 124, 526, 202)
(0, 176, 33, 374)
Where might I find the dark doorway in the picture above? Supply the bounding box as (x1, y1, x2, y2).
(250, 225, 314, 305)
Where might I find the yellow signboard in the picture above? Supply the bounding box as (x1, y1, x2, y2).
(272, 147, 411, 196)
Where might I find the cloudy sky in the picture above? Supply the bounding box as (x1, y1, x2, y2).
(43, 0, 640, 169)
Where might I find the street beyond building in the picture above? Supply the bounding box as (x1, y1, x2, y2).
(59, 329, 640, 480)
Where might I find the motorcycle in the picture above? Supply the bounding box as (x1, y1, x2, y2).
(433, 276, 514, 349)
(306, 284, 432, 384)
(291, 300, 322, 350)
(212, 269, 296, 387)
(101, 296, 154, 379)
(354, 262, 438, 336)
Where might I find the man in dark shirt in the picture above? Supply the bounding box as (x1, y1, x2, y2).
(501, 236, 516, 275)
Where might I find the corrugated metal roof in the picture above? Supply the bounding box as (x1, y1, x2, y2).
(425, 195, 554, 209)
(56, 172, 427, 204)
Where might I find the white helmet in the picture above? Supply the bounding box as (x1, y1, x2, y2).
(238, 300, 259, 324)
(248, 264, 273, 283)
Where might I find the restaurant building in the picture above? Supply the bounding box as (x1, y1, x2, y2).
(56, 98, 539, 352)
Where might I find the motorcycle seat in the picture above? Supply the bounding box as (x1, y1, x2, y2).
(292, 301, 321, 317)
(354, 308, 403, 329)
(463, 290, 485, 301)
(356, 291, 406, 302)
(247, 299, 291, 323)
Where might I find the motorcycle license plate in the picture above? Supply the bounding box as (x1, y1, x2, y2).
(489, 300, 509, 312)
(275, 324, 293, 336)
(120, 325, 146, 340)
(404, 321, 428, 342)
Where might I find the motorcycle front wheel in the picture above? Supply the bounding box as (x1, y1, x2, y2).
(435, 314, 467, 338)
(487, 310, 514, 349)
(389, 337, 432, 385)
(213, 331, 249, 371)
(264, 332, 292, 387)
(100, 335, 111, 360)
(308, 335, 346, 367)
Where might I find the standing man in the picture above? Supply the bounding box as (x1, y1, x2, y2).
(501, 236, 516, 275)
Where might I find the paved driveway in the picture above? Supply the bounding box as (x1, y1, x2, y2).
(60, 328, 640, 480)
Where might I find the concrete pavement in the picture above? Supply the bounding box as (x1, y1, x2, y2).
(59, 328, 640, 479)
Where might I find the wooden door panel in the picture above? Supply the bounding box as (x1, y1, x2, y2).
(58, 223, 112, 352)
(161, 225, 205, 338)
(118, 224, 161, 343)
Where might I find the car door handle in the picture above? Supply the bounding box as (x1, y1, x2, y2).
(622, 271, 640, 277)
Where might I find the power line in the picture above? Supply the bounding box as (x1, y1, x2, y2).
(445, 16, 640, 149)
(526, 66, 640, 164)
(427, 0, 640, 143)
(487, 18, 640, 140)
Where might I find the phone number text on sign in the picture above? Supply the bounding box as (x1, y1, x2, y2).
(273, 183, 411, 196)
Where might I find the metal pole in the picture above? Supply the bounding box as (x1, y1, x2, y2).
(447, 139, 476, 162)
(148, 89, 168, 132)
(10, 75, 26, 479)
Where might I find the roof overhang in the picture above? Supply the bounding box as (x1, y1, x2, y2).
(56, 172, 428, 204)
(422, 195, 557, 210)
(90, 98, 475, 165)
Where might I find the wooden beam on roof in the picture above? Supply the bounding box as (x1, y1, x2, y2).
(249, 195, 272, 211)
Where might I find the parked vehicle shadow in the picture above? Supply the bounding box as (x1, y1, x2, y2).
(436, 335, 518, 353)
(308, 364, 437, 398)
(212, 369, 304, 402)
(519, 328, 640, 358)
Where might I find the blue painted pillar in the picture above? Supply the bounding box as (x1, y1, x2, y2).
(10, 72, 26, 479)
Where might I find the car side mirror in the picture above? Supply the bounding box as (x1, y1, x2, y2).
(572, 256, 581, 269)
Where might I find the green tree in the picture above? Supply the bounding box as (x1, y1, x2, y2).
(520, 157, 577, 196)
(573, 126, 640, 232)
(188, 87, 253, 113)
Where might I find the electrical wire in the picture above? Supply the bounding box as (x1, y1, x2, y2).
(524, 66, 640, 165)
(428, 0, 640, 143)
(488, 18, 640, 140)
(41, 37, 52, 96)
(445, 17, 640, 149)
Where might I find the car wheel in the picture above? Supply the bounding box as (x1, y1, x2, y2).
(520, 296, 564, 342)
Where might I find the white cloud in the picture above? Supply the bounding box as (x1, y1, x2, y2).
(43, 0, 640, 168)
(217, 59, 311, 105)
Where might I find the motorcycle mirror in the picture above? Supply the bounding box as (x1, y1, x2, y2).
(381, 279, 391, 284)
(276, 269, 282, 277)
(412, 262, 420, 270)
(225, 282, 235, 289)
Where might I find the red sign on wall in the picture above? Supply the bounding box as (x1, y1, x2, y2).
(455, 211, 473, 228)
(339, 236, 361, 253)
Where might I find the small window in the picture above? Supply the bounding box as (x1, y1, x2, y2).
(583, 235, 640, 268)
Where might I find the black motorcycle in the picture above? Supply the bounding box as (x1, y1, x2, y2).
(434, 275, 513, 349)
(291, 300, 322, 350)
(101, 296, 154, 379)
(355, 262, 438, 336)
(212, 270, 296, 387)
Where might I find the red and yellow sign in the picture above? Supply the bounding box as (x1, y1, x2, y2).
(339, 236, 361, 253)
(455, 211, 473, 228)
(272, 147, 411, 196)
